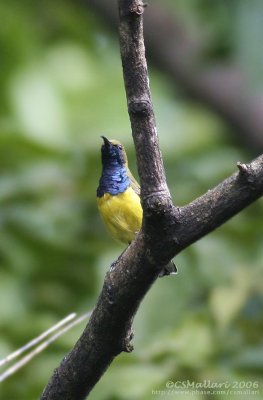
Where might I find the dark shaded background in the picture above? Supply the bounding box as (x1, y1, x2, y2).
(0, 1, 262, 399)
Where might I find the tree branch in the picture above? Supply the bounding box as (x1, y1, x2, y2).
(174, 156, 263, 253)
(84, 0, 263, 153)
(41, 2, 263, 399)
(118, 0, 169, 199)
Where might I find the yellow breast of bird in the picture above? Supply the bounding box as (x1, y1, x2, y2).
(97, 187, 143, 244)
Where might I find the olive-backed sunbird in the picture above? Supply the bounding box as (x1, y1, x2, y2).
(97, 136, 177, 276)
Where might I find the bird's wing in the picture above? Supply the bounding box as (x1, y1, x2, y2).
(127, 168, 141, 196)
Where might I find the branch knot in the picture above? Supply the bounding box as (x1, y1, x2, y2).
(237, 161, 257, 188)
(129, 1, 147, 16)
(128, 99, 152, 115)
(122, 328, 134, 353)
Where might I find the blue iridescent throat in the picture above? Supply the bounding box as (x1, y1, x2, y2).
(97, 160, 131, 197)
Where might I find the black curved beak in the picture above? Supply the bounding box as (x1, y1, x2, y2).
(101, 136, 111, 147)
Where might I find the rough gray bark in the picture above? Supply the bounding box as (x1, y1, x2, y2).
(41, 1, 263, 399)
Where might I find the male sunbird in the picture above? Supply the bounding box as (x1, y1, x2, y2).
(97, 136, 177, 276)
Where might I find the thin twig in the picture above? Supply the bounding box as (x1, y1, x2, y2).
(0, 313, 77, 368)
(0, 311, 92, 383)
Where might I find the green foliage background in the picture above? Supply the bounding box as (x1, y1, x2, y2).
(0, 1, 262, 399)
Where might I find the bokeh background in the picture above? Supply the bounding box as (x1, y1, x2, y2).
(0, 1, 263, 399)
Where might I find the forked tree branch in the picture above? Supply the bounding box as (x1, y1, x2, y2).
(41, 1, 263, 399)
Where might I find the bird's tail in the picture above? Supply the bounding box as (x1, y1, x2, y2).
(159, 260, 177, 277)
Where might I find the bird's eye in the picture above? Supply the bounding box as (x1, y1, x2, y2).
(117, 145, 122, 150)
